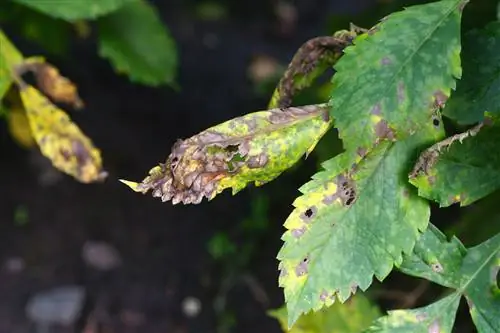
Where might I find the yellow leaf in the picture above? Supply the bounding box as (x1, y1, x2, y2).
(7, 106, 36, 149)
(18, 84, 107, 183)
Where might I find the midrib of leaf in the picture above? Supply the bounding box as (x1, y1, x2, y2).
(457, 241, 500, 295)
(287, 143, 393, 321)
(337, 0, 461, 142)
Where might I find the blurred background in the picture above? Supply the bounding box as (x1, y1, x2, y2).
(0, 0, 498, 332)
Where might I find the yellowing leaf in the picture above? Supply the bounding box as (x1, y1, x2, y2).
(7, 106, 35, 148)
(0, 29, 24, 100)
(121, 104, 332, 204)
(18, 85, 107, 183)
(269, 293, 380, 333)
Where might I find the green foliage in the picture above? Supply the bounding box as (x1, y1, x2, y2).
(0, 0, 178, 86)
(10, 0, 135, 21)
(0, 30, 23, 100)
(443, 21, 500, 124)
(330, 0, 463, 152)
(120, 0, 500, 331)
(97, 0, 178, 86)
(269, 294, 380, 333)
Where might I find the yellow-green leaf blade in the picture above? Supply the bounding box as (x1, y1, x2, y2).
(330, 0, 465, 152)
(121, 104, 332, 204)
(277, 120, 444, 327)
(269, 293, 381, 333)
(364, 294, 460, 333)
(0, 29, 23, 100)
(97, 0, 178, 86)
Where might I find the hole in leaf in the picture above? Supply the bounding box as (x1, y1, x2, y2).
(432, 117, 440, 127)
(493, 265, 500, 290)
(305, 208, 313, 218)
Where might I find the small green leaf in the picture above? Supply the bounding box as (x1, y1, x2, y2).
(410, 119, 500, 207)
(277, 120, 444, 327)
(97, 0, 178, 86)
(330, 0, 464, 152)
(459, 233, 500, 332)
(269, 293, 381, 333)
(364, 294, 460, 333)
(444, 22, 500, 124)
(11, 0, 134, 21)
(0, 29, 23, 100)
(399, 223, 466, 288)
(120, 104, 332, 204)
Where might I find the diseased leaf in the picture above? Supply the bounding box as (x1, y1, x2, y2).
(459, 233, 500, 332)
(364, 294, 460, 333)
(269, 293, 380, 333)
(17, 84, 107, 183)
(268, 29, 358, 109)
(0, 29, 23, 100)
(97, 0, 178, 86)
(443, 22, 500, 124)
(409, 117, 500, 207)
(16, 59, 84, 109)
(399, 223, 466, 288)
(329, 0, 464, 152)
(120, 104, 331, 204)
(7, 106, 36, 149)
(277, 117, 444, 327)
(11, 0, 135, 21)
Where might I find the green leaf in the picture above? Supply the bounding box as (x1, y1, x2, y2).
(10, 0, 134, 21)
(459, 233, 500, 332)
(269, 293, 381, 333)
(329, 0, 464, 152)
(443, 22, 500, 124)
(409, 119, 500, 207)
(120, 104, 332, 204)
(399, 223, 466, 288)
(277, 120, 444, 327)
(0, 29, 23, 100)
(364, 294, 460, 333)
(97, 0, 178, 86)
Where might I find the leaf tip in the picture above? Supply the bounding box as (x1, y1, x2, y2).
(119, 179, 142, 192)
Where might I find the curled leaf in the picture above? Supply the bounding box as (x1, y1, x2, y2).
(121, 104, 332, 204)
(7, 106, 36, 149)
(18, 84, 106, 183)
(16, 60, 84, 109)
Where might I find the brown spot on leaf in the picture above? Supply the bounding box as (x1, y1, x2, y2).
(356, 147, 367, 158)
(295, 257, 309, 277)
(431, 114, 440, 128)
(381, 57, 391, 66)
(371, 103, 381, 115)
(416, 313, 427, 322)
(375, 119, 396, 141)
(433, 90, 448, 110)
(319, 290, 329, 301)
(428, 320, 440, 333)
(300, 206, 317, 222)
(247, 154, 269, 168)
(431, 262, 443, 273)
(279, 267, 288, 278)
(291, 226, 307, 238)
(427, 175, 436, 185)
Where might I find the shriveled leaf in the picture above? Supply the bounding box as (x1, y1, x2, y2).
(443, 22, 500, 124)
(459, 232, 500, 332)
(409, 117, 500, 207)
(18, 84, 107, 183)
(364, 294, 460, 333)
(277, 117, 444, 327)
(399, 224, 466, 288)
(11, 0, 135, 21)
(0, 29, 23, 100)
(7, 106, 36, 148)
(97, 0, 178, 86)
(269, 293, 380, 333)
(329, 0, 464, 152)
(121, 104, 331, 204)
(268, 29, 357, 109)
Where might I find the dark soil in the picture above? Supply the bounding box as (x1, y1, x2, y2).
(0, 0, 488, 332)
